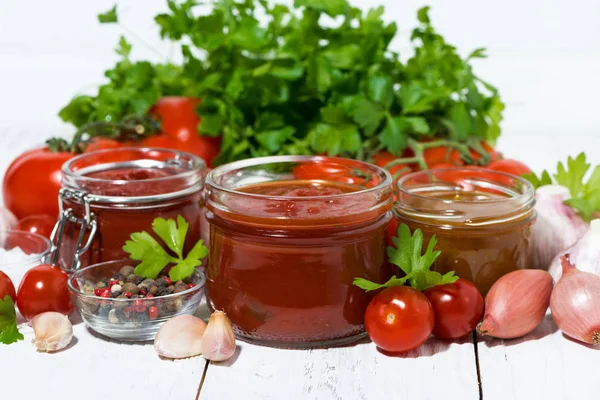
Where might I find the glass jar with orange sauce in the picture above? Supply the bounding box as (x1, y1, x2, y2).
(204, 156, 393, 348)
(393, 168, 536, 295)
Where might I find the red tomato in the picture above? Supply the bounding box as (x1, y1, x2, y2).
(470, 141, 502, 165)
(364, 286, 434, 353)
(17, 264, 73, 321)
(372, 152, 411, 179)
(423, 146, 463, 168)
(15, 215, 56, 239)
(424, 279, 484, 340)
(3, 148, 74, 219)
(428, 162, 458, 169)
(150, 97, 222, 167)
(487, 159, 532, 176)
(293, 160, 370, 186)
(0, 271, 16, 301)
(83, 137, 128, 153)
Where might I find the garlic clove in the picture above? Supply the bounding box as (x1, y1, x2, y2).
(154, 315, 207, 359)
(549, 219, 600, 282)
(530, 185, 588, 271)
(550, 254, 600, 345)
(200, 310, 236, 362)
(31, 312, 73, 352)
(477, 269, 553, 339)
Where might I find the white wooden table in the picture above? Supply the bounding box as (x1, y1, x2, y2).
(1, 129, 599, 400)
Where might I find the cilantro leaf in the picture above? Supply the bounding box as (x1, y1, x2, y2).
(98, 5, 118, 24)
(354, 223, 457, 292)
(554, 153, 590, 197)
(0, 296, 23, 345)
(124, 216, 208, 281)
(522, 170, 552, 189)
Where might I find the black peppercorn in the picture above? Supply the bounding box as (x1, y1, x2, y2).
(156, 278, 168, 288)
(112, 272, 125, 281)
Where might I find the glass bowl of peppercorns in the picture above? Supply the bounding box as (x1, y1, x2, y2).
(68, 259, 206, 341)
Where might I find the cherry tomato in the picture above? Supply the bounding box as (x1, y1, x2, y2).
(423, 146, 463, 168)
(15, 215, 56, 239)
(17, 264, 73, 320)
(372, 152, 412, 179)
(149, 97, 222, 167)
(0, 271, 16, 301)
(470, 141, 502, 165)
(487, 159, 532, 177)
(365, 286, 434, 353)
(428, 162, 458, 169)
(424, 279, 484, 340)
(3, 147, 74, 219)
(293, 160, 370, 185)
(83, 137, 128, 153)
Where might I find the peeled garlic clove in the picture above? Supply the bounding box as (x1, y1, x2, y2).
(154, 315, 206, 359)
(31, 312, 73, 352)
(549, 219, 600, 282)
(531, 185, 588, 270)
(550, 254, 600, 345)
(477, 269, 553, 339)
(200, 310, 236, 362)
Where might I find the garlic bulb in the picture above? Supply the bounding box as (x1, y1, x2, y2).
(200, 311, 236, 362)
(530, 185, 588, 270)
(31, 312, 73, 352)
(154, 315, 207, 359)
(549, 219, 600, 282)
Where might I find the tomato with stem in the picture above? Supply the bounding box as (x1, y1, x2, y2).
(3, 148, 74, 219)
(17, 264, 73, 321)
(364, 286, 434, 353)
(0, 271, 16, 301)
(487, 159, 532, 176)
(15, 215, 57, 239)
(424, 278, 484, 340)
(149, 97, 221, 167)
(372, 152, 412, 180)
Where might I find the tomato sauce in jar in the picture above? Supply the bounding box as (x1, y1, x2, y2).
(205, 156, 393, 348)
(393, 168, 536, 295)
(53, 148, 206, 272)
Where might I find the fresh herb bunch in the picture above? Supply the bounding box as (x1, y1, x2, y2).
(354, 223, 458, 292)
(524, 153, 600, 221)
(59, 0, 503, 166)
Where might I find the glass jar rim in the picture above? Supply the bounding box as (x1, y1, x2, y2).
(62, 147, 206, 185)
(206, 155, 393, 200)
(396, 167, 535, 204)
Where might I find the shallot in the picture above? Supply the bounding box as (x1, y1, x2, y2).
(200, 310, 236, 362)
(550, 255, 600, 345)
(548, 219, 600, 282)
(477, 269, 553, 339)
(31, 312, 73, 352)
(530, 185, 588, 270)
(154, 315, 207, 359)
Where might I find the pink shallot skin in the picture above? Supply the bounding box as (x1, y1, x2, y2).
(550, 255, 600, 345)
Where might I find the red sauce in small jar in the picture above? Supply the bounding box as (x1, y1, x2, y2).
(55, 148, 206, 272)
(205, 156, 393, 348)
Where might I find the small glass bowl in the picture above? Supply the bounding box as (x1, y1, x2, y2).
(68, 259, 206, 341)
(0, 230, 52, 286)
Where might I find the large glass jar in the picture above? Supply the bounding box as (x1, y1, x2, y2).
(53, 148, 206, 272)
(393, 168, 536, 295)
(205, 156, 393, 348)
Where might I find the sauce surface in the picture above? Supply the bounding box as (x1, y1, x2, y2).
(206, 180, 392, 346)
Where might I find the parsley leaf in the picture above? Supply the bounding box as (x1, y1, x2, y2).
(98, 5, 118, 24)
(523, 153, 600, 220)
(0, 296, 23, 345)
(353, 223, 458, 292)
(123, 216, 207, 281)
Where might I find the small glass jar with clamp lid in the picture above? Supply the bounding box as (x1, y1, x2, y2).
(52, 148, 206, 272)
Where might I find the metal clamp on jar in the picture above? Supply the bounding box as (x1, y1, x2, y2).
(50, 148, 207, 272)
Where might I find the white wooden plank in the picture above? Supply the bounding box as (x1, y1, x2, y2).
(477, 314, 600, 400)
(200, 336, 479, 400)
(0, 312, 206, 400)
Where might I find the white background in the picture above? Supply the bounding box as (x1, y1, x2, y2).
(1, 0, 599, 173)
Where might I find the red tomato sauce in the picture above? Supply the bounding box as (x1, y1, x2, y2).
(205, 180, 392, 347)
